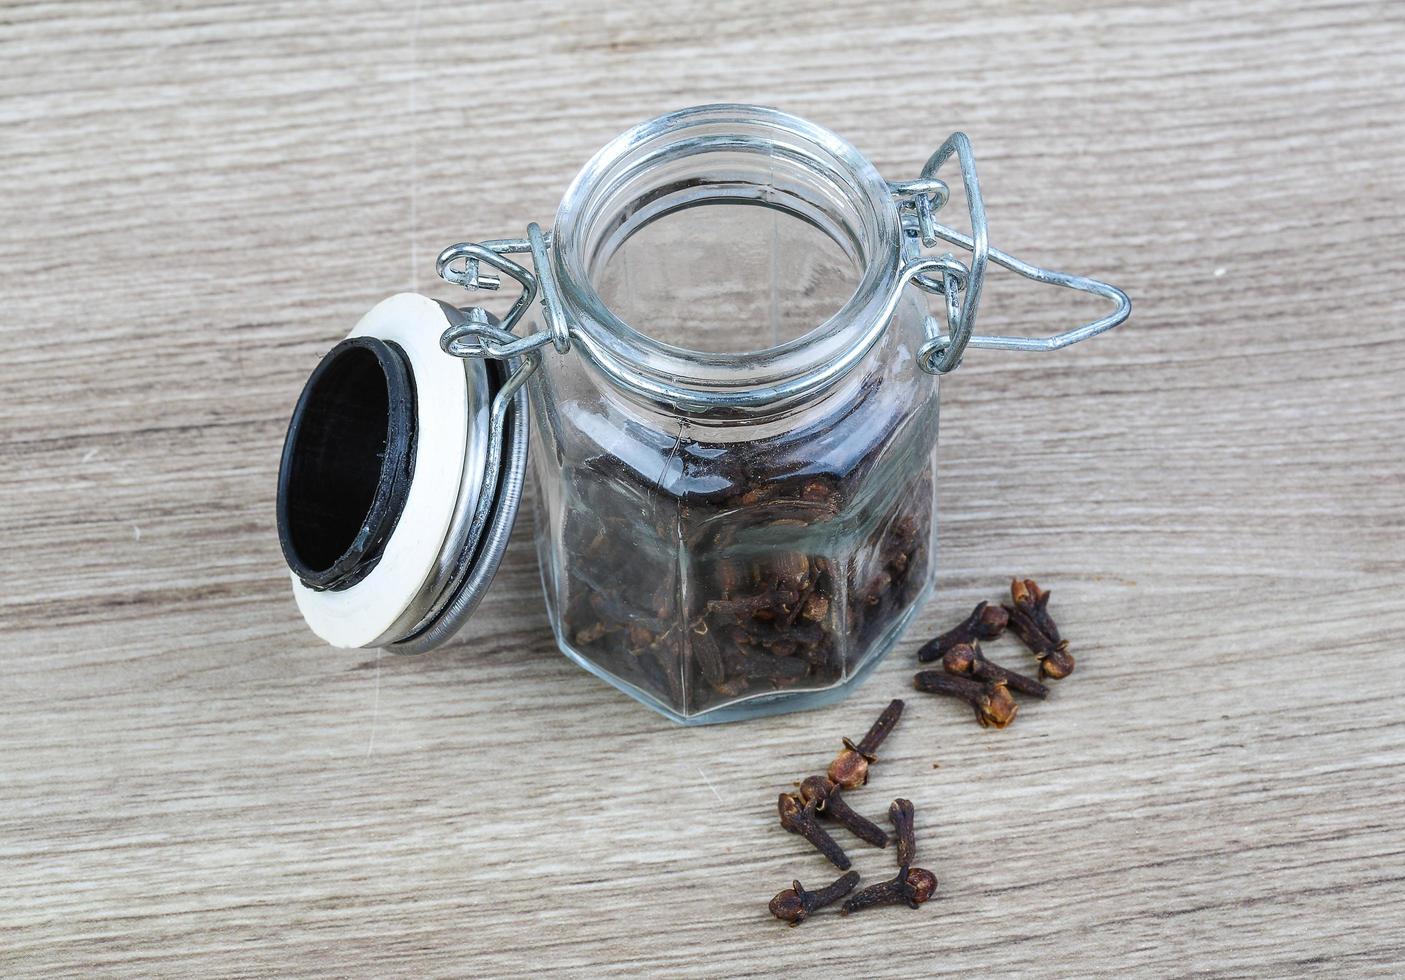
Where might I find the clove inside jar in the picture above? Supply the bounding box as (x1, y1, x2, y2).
(276, 105, 1129, 724)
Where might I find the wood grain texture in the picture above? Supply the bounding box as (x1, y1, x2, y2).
(3, 0, 1404, 975)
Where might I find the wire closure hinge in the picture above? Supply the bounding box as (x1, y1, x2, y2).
(889, 133, 1131, 375)
(435, 222, 571, 362)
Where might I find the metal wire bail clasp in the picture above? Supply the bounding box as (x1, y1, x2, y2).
(435, 222, 572, 362)
(890, 133, 1132, 375)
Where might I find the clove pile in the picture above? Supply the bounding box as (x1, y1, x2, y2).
(559, 443, 933, 717)
(768, 699, 940, 925)
(911, 577, 1074, 728)
(764, 577, 1080, 924)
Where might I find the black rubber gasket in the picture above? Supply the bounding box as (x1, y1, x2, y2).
(276, 336, 417, 592)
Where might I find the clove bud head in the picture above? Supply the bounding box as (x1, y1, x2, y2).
(798, 774, 834, 809)
(1010, 576, 1036, 606)
(977, 680, 1019, 729)
(777, 791, 806, 828)
(942, 642, 978, 675)
(906, 867, 938, 905)
(827, 739, 873, 790)
(1040, 641, 1075, 679)
(768, 885, 809, 925)
(977, 603, 1009, 636)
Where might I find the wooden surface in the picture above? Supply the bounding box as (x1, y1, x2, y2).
(4, 1, 1404, 975)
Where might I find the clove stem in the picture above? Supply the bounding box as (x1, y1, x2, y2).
(856, 698, 906, 756)
(799, 776, 889, 849)
(778, 792, 852, 870)
(889, 798, 917, 869)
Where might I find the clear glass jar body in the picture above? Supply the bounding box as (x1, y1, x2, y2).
(527, 107, 939, 723)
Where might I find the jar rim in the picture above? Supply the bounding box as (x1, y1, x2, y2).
(552, 104, 903, 415)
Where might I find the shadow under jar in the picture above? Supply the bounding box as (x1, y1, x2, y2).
(275, 105, 1130, 725)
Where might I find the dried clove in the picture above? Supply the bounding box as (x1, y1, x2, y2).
(827, 698, 905, 790)
(840, 865, 938, 915)
(916, 601, 1009, 662)
(942, 642, 1048, 700)
(706, 590, 801, 620)
(768, 870, 860, 926)
(888, 798, 917, 869)
(1003, 578, 1075, 679)
(799, 775, 889, 849)
(778, 792, 852, 870)
(912, 670, 1019, 729)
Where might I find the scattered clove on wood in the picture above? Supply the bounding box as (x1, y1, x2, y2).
(767, 702, 952, 925)
(768, 870, 861, 926)
(911, 578, 1077, 728)
(827, 698, 905, 790)
(912, 670, 1019, 729)
(916, 600, 1008, 662)
(840, 866, 939, 915)
(761, 579, 1086, 925)
(840, 798, 937, 916)
(1003, 577, 1075, 679)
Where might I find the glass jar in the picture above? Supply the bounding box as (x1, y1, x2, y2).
(529, 106, 938, 722)
(275, 105, 1130, 725)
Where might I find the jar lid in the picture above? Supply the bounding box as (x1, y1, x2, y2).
(276, 293, 528, 651)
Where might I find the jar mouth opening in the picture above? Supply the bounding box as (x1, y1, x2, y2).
(554, 105, 901, 414)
